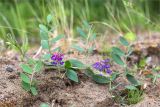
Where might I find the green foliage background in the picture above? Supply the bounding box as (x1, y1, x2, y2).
(0, 0, 160, 42)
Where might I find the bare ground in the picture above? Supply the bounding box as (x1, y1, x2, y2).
(0, 32, 160, 107)
(0, 52, 160, 107)
(0, 55, 116, 107)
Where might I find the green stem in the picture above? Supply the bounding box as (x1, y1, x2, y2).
(109, 81, 112, 90)
(57, 64, 61, 77)
(124, 46, 131, 74)
(48, 40, 52, 55)
(30, 71, 35, 88)
(61, 70, 67, 79)
(109, 79, 113, 96)
(85, 25, 92, 58)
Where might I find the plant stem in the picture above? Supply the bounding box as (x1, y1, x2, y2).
(48, 40, 52, 55)
(85, 25, 92, 60)
(61, 70, 67, 79)
(109, 81, 112, 90)
(30, 71, 35, 88)
(57, 64, 61, 77)
(109, 78, 113, 96)
(124, 46, 131, 74)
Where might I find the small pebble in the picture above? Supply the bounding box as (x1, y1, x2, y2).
(6, 66, 14, 72)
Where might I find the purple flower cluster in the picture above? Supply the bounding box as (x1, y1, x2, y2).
(51, 53, 64, 66)
(92, 59, 112, 75)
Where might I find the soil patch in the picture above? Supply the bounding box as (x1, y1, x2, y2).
(0, 55, 115, 107)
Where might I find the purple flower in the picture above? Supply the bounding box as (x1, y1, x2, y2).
(51, 52, 64, 66)
(92, 58, 112, 75)
(92, 62, 103, 71)
(106, 69, 112, 74)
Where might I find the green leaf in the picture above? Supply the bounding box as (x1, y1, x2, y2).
(92, 74, 110, 84)
(125, 85, 137, 90)
(39, 24, 48, 32)
(30, 86, 38, 95)
(27, 58, 36, 65)
(88, 46, 94, 53)
(155, 66, 160, 71)
(34, 61, 43, 72)
(77, 27, 86, 39)
(20, 73, 30, 84)
(47, 14, 53, 23)
(153, 76, 157, 84)
(84, 67, 95, 77)
(71, 44, 84, 53)
(39, 24, 48, 40)
(66, 69, 79, 82)
(22, 81, 30, 91)
(41, 40, 49, 49)
(119, 36, 129, 46)
(83, 20, 90, 29)
(124, 32, 136, 41)
(51, 34, 64, 44)
(40, 103, 50, 107)
(145, 74, 154, 78)
(89, 33, 96, 41)
(111, 53, 125, 66)
(20, 64, 32, 74)
(139, 58, 146, 68)
(157, 75, 160, 78)
(110, 72, 120, 81)
(40, 30, 48, 40)
(126, 73, 139, 85)
(42, 54, 51, 60)
(112, 47, 125, 56)
(69, 59, 85, 69)
(65, 61, 72, 69)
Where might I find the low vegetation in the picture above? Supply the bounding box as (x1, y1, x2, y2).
(0, 0, 160, 106)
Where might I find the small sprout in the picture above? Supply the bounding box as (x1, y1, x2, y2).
(74, 20, 97, 54)
(20, 59, 43, 95)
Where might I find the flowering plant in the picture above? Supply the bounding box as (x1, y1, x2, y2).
(20, 14, 86, 96)
(50, 52, 86, 83)
(84, 58, 119, 85)
(92, 59, 112, 75)
(51, 52, 64, 66)
(20, 59, 43, 95)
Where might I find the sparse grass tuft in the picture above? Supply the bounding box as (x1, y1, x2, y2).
(127, 89, 143, 105)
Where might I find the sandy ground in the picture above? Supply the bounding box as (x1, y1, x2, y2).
(0, 32, 160, 107)
(0, 53, 160, 107)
